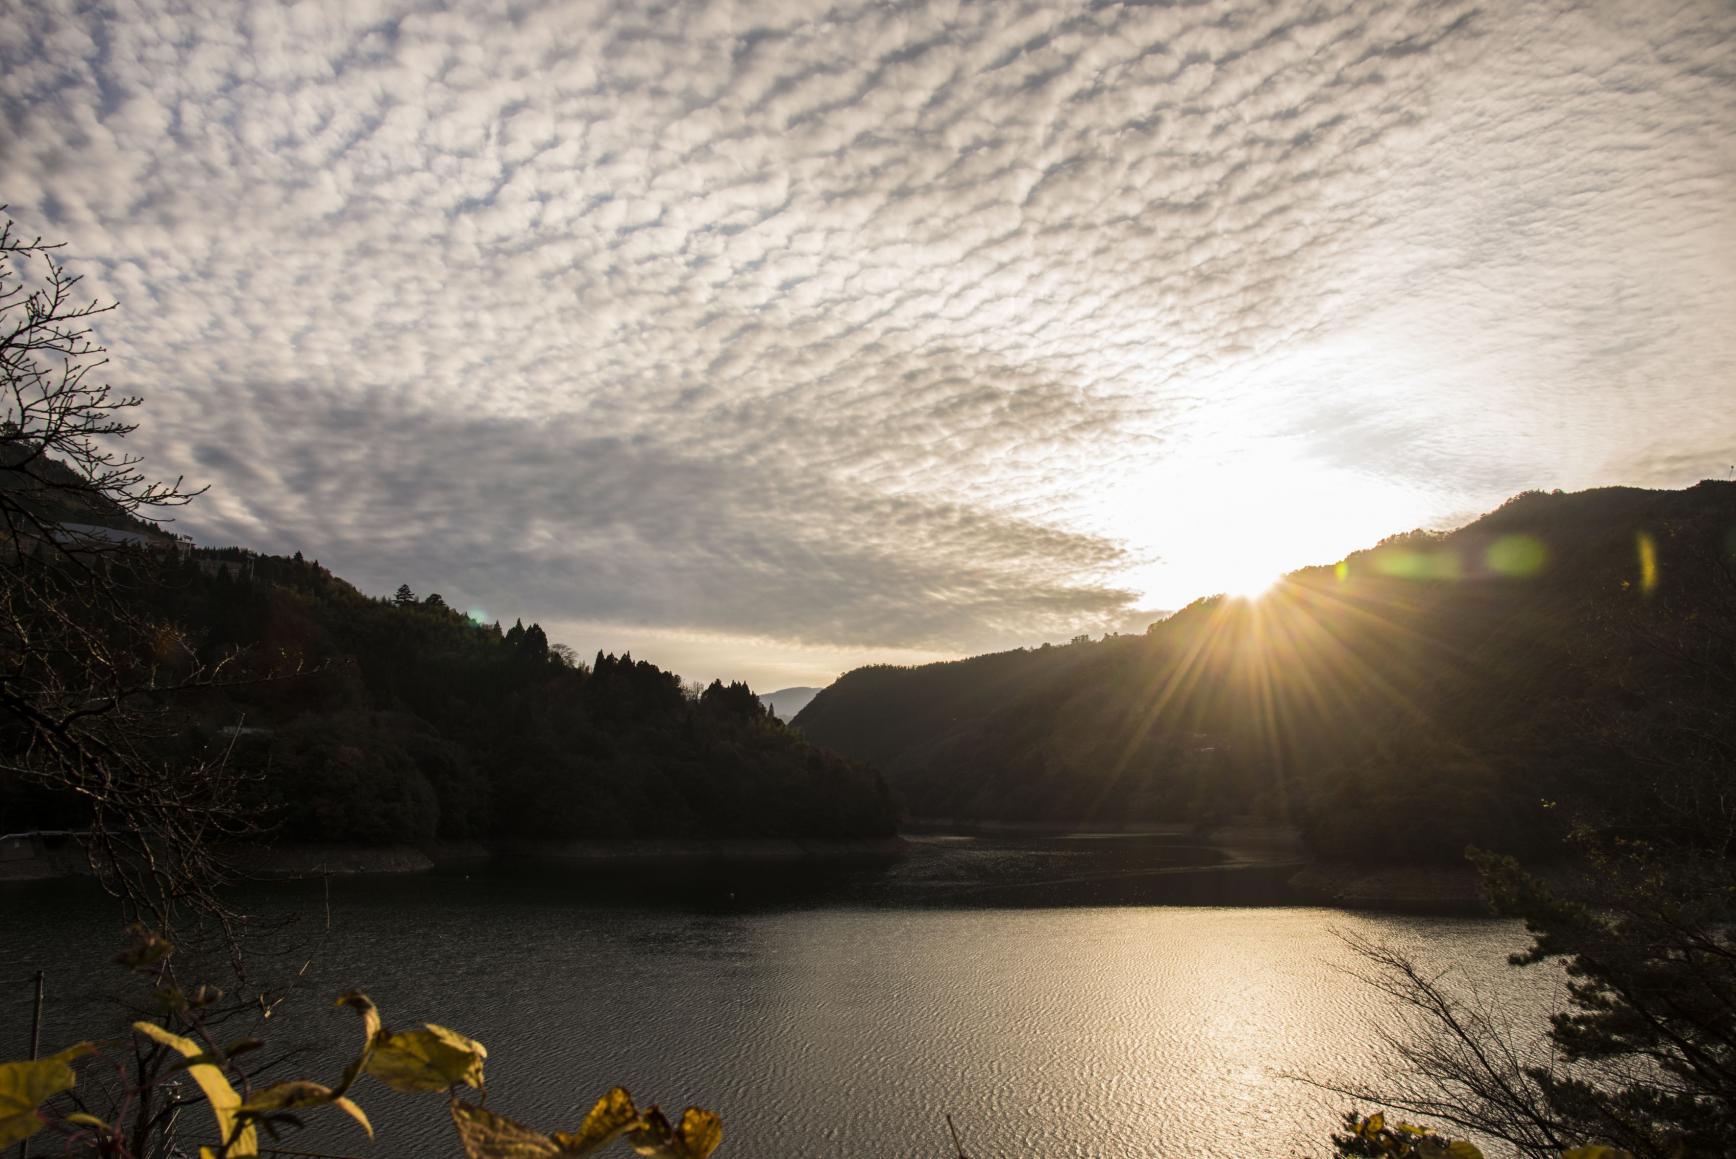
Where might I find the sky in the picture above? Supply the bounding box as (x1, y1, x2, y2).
(3, 0, 1733, 690)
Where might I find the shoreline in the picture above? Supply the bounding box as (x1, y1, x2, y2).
(1285, 862, 1490, 913)
(1, 833, 1507, 914)
(0, 836, 911, 883)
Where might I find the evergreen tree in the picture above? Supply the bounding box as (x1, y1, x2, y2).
(393, 583, 417, 606)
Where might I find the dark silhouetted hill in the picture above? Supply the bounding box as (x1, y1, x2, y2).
(1, 544, 897, 848)
(795, 482, 1736, 864)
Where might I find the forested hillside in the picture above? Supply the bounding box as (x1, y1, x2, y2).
(1, 547, 898, 847)
(796, 482, 1736, 864)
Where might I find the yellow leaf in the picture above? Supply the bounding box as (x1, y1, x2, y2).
(676, 1107, 723, 1158)
(365, 1024, 487, 1093)
(626, 1107, 678, 1158)
(239, 1080, 337, 1114)
(332, 1096, 373, 1138)
(1562, 1149, 1633, 1159)
(133, 1022, 256, 1157)
(551, 1087, 639, 1156)
(237, 1079, 371, 1140)
(0, 1049, 88, 1150)
(335, 992, 382, 1043)
(1444, 1142, 1483, 1159)
(450, 1099, 561, 1159)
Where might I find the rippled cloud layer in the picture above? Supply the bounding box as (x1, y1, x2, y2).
(4, 0, 1732, 683)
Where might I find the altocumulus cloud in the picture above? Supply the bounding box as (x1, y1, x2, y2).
(2, 0, 1732, 667)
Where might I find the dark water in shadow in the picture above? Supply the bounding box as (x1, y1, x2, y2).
(0, 836, 1560, 1158)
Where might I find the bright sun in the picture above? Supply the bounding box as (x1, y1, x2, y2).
(1085, 433, 1429, 612)
(1223, 570, 1279, 600)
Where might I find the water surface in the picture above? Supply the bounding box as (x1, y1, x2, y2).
(0, 837, 1561, 1158)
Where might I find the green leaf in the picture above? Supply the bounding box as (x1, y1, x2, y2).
(449, 1100, 561, 1159)
(365, 1023, 487, 1093)
(0, 1047, 91, 1150)
(133, 1021, 257, 1157)
(552, 1087, 638, 1155)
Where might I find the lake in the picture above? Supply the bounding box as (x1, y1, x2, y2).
(0, 835, 1563, 1158)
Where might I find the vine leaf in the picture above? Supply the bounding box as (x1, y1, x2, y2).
(366, 1023, 488, 1093)
(626, 1105, 724, 1158)
(133, 1022, 257, 1157)
(676, 1107, 724, 1158)
(452, 1090, 721, 1159)
(450, 1099, 562, 1158)
(238, 1080, 372, 1138)
(552, 1087, 639, 1155)
(0, 1045, 93, 1150)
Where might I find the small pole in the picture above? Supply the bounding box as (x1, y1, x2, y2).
(19, 969, 43, 1159)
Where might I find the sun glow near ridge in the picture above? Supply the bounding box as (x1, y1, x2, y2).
(1089, 436, 1432, 611)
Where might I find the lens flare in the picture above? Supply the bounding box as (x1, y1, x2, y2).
(1372, 547, 1461, 581)
(1637, 533, 1658, 594)
(1485, 535, 1547, 577)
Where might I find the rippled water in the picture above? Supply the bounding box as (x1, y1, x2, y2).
(0, 838, 1563, 1158)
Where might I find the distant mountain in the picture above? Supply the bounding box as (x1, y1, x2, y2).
(795, 482, 1736, 864)
(760, 686, 821, 719)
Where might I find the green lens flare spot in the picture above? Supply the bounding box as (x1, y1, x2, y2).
(1373, 548, 1461, 581)
(1485, 534, 1547, 577)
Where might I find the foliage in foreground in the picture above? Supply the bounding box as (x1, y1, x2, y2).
(1324, 553, 1736, 1159)
(1334, 1112, 1631, 1159)
(2, 929, 721, 1159)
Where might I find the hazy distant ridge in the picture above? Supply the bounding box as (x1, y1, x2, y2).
(760, 686, 821, 719)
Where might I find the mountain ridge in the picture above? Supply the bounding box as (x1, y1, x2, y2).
(795, 481, 1736, 863)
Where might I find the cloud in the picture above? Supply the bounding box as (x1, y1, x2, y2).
(177, 385, 1138, 651)
(2, 0, 1731, 671)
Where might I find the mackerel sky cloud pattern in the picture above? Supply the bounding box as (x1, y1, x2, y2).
(3, 0, 1733, 685)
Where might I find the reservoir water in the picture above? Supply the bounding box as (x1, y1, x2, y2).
(0, 835, 1563, 1158)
